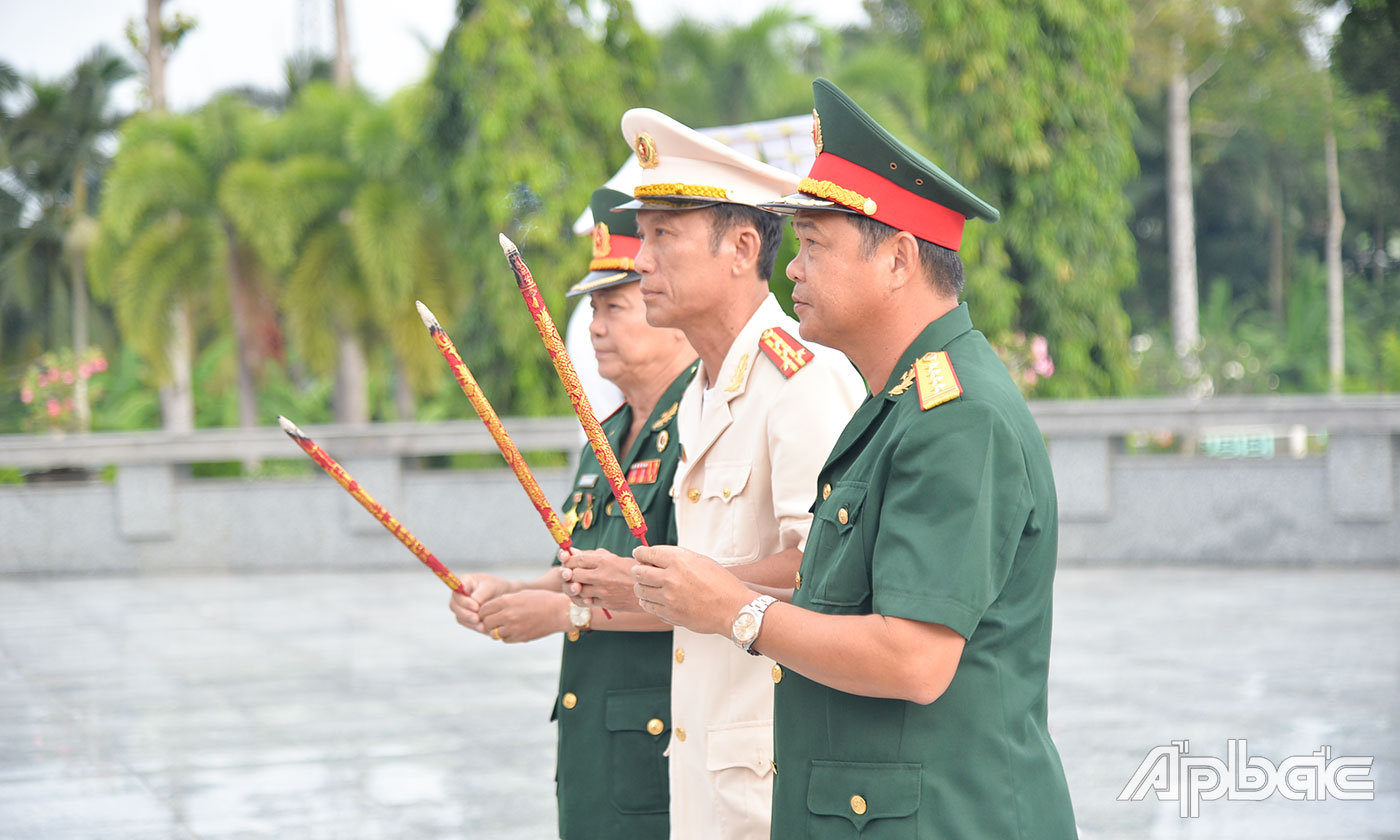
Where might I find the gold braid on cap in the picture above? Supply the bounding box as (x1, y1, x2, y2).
(588, 257, 636, 271)
(634, 183, 731, 200)
(798, 177, 878, 216)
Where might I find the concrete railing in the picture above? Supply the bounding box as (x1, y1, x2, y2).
(2, 395, 1397, 573)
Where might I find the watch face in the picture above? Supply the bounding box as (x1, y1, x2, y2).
(733, 611, 758, 643)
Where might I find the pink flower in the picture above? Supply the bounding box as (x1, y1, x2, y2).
(93, 356, 108, 372)
(77, 363, 91, 379)
(46, 399, 61, 418)
(35, 371, 48, 387)
(1023, 370, 1039, 386)
(20, 386, 33, 404)
(61, 370, 74, 385)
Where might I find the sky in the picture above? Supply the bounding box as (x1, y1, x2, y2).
(0, 0, 869, 112)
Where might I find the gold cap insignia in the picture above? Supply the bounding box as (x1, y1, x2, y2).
(635, 132, 659, 169)
(812, 109, 823, 155)
(591, 222, 611, 259)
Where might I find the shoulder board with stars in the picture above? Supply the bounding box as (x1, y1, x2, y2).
(758, 326, 815, 379)
(913, 351, 962, 409)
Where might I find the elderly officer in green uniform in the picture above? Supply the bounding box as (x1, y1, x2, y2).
(629, 79, 1078, 838)
(449, 188, 697, 840)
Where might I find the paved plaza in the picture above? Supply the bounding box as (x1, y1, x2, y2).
(0, 565, 1395, 839)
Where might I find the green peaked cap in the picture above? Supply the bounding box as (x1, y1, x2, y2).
(590, 188, 638, 238)
(764, 78, 999, 250)
(566, 188, 643, 298)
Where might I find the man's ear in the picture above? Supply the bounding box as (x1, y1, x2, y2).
(887, 230, 923, 291)
(730, 225, 761, 277)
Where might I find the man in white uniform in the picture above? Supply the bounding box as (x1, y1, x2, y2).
(562, 110, 864, 839)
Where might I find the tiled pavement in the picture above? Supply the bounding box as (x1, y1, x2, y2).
(0, 566, 1395, 839)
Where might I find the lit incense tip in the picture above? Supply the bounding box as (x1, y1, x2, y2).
(498, 233, 518, 256)
(415, 300, 441, 332)
(277, 415, 305, 439)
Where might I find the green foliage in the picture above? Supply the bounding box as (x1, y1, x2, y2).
(863, 0, 1138, 397)
(422, 0, 647, 416)
(8, 0, 1399, 437)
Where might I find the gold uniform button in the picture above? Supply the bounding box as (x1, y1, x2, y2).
(606, 500, 615, 515)
(838, 507, 850, 525)
(567, 630, 580, 642)
(822, 483, 832, 500)
(674, 648, 685, 664)
(850, 794, 867, 815)
(562, 692, 577, 710)
(675, 727, 687, 742)
(771, 664, 783, 683)
(794, 570, 802, 590)
(687, 488, 700, 503)
(770, 760, 778, 775)
(646, 718, 665, 736)
(721, 487, 731, 499)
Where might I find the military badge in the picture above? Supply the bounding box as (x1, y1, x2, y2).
(635, 132, 659, 169)
(651, 401, 679, 431)
(758, 327, 814, 378)
(913, 351, 963, 410)
(563, 491, 583, 533)
(812, 108, 823, 155)
(888, 366, 916, 397)
(580, 493, 595, 529)
(591, 222, 610, 259)
(656, 429, 670, 453)
(725, 353, 749, 392)
(627, 458, 661, 485)
(578, 473, 599, 488)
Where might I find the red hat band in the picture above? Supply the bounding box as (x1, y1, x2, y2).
(589, 232, 642, 272)
(802, 153, 966, 251)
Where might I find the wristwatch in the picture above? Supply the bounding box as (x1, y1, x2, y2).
(569, 603, 593, 632)
(730, 595, 777, 655)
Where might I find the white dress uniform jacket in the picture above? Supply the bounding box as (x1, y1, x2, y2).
(667, 293, 864, 840)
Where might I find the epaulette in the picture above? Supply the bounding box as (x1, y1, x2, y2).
(913, 351, 962, 409)
(758, 326, 815, 378)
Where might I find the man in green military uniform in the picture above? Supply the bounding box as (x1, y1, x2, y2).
(630, 80, 1078, 838)
(449, 188, 697, 839)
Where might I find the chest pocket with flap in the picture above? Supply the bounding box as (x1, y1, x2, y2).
(806, 481, 870, 609)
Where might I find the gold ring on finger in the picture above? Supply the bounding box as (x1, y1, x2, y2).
(491, 627, 502, 640)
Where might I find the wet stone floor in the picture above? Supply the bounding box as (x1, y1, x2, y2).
(0, 566, 1396, 839)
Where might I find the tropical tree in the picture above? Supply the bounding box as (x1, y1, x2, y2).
(862, 0, 1139, 397)
(421, 0, 651, 415)
(0, 48, 131, 429)
(648, 9, 820, 127)
(219, 83, 455, 423)
(88, 96, 284, 430)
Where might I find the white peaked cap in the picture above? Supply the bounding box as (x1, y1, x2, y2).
(615, 108, 801, 211)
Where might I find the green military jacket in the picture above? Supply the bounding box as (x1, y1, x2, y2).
(771, 305, 1076, 838)
(552, 362, 696, 840)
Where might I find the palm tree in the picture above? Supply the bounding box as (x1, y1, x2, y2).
(88, 96, 282, 431)
(220, 84, 453, 423)
(0, 48, 131, 428)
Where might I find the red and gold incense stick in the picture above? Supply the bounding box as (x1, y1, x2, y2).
(278, 415, 466, 595)
(416, 301, 574, 552)
(499, 233, 649, 546)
